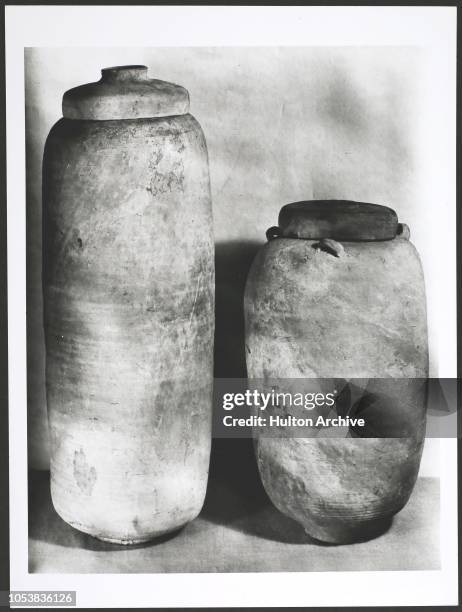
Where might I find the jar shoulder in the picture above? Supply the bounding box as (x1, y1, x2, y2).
(247, 237, 424, 286)
(44, 113, 206, 152)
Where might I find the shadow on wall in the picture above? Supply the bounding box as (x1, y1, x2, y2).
(214, 240, 262, 378)
(207, 240, 266, 521)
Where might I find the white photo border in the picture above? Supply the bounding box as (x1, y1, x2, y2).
(6, 5, 458, 608)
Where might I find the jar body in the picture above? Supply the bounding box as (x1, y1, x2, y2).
(244, 235, 428, 543)
(43, 114, 214, 543)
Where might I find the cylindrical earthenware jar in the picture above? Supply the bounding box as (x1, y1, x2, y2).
(43, 65, 214, 544)
(244, 200, 428, 543)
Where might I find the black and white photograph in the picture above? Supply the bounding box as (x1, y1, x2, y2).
(5, 5, 459, 609)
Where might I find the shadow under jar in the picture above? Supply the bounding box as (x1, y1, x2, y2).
(244, 201, 428, 544)
(42, 65, 215, 544)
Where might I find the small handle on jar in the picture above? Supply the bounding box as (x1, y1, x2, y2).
(313, 238, 345, 258)
(266, 226, 282, 241)
(397, 223, 410, 240)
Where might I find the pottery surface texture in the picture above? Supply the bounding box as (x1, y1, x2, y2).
(244, 201, 428, 544)
(43, 66, 214, 544)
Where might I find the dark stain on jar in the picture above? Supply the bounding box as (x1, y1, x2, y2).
(73, 448, 97, 495)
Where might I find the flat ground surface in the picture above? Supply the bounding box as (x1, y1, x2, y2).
(29, 440, 440, 573)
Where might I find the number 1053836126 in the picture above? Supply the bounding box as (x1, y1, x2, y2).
(2, 591, 76, 607)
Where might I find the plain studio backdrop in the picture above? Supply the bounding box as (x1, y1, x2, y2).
(25, 46, 446, 474)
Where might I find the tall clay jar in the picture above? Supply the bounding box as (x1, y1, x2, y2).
(244, 201, 428, 544)
(43, 65, 214, 544)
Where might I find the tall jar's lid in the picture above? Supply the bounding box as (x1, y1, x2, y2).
(62, 65, 190, 120)
(277, 200, 399, 241)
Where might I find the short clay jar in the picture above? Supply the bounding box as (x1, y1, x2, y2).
(244, 201, 428, 544)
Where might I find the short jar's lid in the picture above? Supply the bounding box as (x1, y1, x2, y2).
(62, 65, 190, 120)
(278, 200, 399, 241)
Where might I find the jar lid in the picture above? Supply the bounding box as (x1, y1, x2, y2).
(62, 65, 190, 120)
(277, 200, 399, 241)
